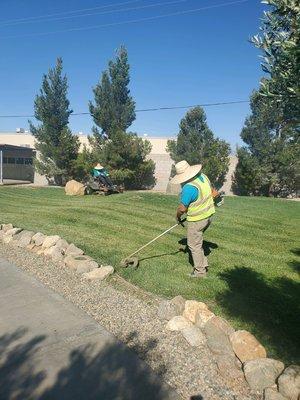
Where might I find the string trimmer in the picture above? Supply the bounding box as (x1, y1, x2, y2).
(120, 219, 186, 268)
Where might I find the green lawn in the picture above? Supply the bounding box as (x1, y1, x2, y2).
(0, 187, 299, 364)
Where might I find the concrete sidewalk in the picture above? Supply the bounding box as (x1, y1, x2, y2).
(0, 257, 179, 400)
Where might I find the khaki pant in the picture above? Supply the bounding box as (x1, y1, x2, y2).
(187, 218, 211, 273)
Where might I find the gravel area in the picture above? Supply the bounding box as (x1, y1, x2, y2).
(0, 243, 260, 400)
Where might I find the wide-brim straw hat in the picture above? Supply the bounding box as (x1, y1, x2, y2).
(94, 163, 104, 170)
(170, 160, 202, 185)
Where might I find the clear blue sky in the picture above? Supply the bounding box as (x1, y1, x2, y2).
(0, 0, 266, 147)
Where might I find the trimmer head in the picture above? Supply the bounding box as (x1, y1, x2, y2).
(119, 220, 185, 270)
(119, 256, 139, 268)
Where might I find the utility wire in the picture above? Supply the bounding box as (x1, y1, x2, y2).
(1, 0, 191, 27)
(0, 0, 141, 26)
(1, 95, 295, 118)
(0, 0, 191, 27)
(136, 100, 250, 112)
(0, 100, 250, 118)
(2, 0, 249, 39)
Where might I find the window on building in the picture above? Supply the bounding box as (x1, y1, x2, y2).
(7, 157, 16, 164)
(24, 158, 33, 165)
(16, 157, 24, 164)
(3, 157, 8, 164)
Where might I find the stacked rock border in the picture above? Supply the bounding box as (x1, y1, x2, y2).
(1, 223, 299, 400)
(0, 223, 114, 281)
(158, 298, 299, 399)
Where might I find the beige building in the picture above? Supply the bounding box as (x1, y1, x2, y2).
(0, 132, 173, 190)
(0, 132, 236, 193)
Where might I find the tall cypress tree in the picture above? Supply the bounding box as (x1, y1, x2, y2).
(87, 47, 155, 189)
(30, 58, 79, 185)
(167, 107, 230, 188)
(89, 46, 136, 139)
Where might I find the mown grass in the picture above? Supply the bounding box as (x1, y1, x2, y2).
(0, 186, 299, 364)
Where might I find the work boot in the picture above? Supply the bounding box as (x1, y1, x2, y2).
(188, 269, 207, 278)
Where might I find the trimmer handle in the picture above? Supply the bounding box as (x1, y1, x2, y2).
(179, 218, 187, 227)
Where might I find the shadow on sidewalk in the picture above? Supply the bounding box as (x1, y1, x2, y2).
(0, 328, 175, 400)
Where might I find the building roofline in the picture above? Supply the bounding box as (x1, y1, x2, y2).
(0, 132, 175, 140)
(0, 144, 36, 152)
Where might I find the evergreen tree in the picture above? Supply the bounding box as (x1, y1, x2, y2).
(93, 130, 155, 189)
(234, 1, 300, 197)
(29, 58, 79, 185)
(251, 0, 300, 125)
(167, 107, 230, 188)
(89, 46, 136, 139)
(232, 147, 263, 196)
(87, 47, 155, 189)
(233, 91, 300, 196)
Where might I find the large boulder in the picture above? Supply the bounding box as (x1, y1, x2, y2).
(65, 243, 84, 257)
(278, 365, 300, 400)
(230, 330, 267, 363)
(243, 358, 285, 391)
(3, 235, 14, 244)
(42, 235, 60, 249)
(181, 326, 206, 347)
(13, 231, 35, 248)
(64, 255, 98, 274)
(65, 180, 85, 196)
(203, 316, 235, 355)
(44, 245, 64, 262)
(2, 227, 22, 244)
(76, 261, 99, 274)
(215, 354, 244, 381)
(64, 255, 90, 269)
(55, 239, 69, 253)
(5, 227, 22, 237)
(82, 266, 114, 281)
(195, 308, 215, 329)
(42, 236, 69, 262)
(264, 388, 289, 400)
(157, 295, 186, 321)
(1, 223, 13, 232)
(183, 300, 209, 323)
(166, 316, 193, 332)
(31, 232, 47, 247)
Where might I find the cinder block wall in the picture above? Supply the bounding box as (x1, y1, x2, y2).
(149, 137, 238, 195)
(150, 154, 173, 191)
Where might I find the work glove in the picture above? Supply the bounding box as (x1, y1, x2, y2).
(177, 217, 186, 227)
(214, 193, 225, 207)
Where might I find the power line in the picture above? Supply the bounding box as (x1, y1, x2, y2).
(0, 0, 191, 27)
(0, 100, 250, 118)
(136, 100, 250, 111)
(2, 0, 249, 39)
(0, 0, 141, 26)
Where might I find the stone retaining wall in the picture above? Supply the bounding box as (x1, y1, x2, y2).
(0, 223, 114, 281)
(158, 298, 299, 399)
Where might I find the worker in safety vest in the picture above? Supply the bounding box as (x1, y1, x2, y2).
(171, 160, 215, 278)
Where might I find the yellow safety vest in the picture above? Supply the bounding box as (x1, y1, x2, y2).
(186, 174, 215, 222)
